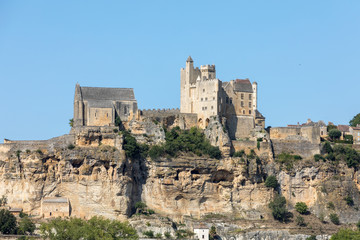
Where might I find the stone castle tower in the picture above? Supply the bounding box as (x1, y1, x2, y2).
(180, 57, 265, 139)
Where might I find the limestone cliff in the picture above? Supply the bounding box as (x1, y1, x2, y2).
(1, 129, 360, 238)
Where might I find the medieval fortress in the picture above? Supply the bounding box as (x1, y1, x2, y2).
(2, 57, 324, 157)
(0, 57, 335, 221)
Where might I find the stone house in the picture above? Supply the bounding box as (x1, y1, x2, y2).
(193, 223, 209, 240)
(180, 57, 265, 139)
(41, 197, 70, 218)
(337, 125, 351, 140)
(350, 125, 360, 145)
(73, 84, 138, 127)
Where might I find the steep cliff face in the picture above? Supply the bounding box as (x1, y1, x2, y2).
(0, 144, 146, 220)
(1, 130, 360, 238)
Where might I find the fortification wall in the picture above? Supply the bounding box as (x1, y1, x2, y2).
(0, 134, 75, 154)
(232, 140, 271, 158)
(140, 108, 180, 118)
(227, 115, 254, 140)
(270, 126, 320, 144)
(271, 139, 320, 159)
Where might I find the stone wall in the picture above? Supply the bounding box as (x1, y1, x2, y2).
(140, 108, 180, 118)
(232, 140, 272, 158)
(227, 115, 254, 140)
(271, 139, 320, 159)
(270, 126, 320, 144)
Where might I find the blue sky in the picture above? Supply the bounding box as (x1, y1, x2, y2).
(0, 1, 359, 140)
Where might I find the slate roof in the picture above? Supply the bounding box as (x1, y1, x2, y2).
(255, 109, 265, 119)
(80, 86, 135, 102)
(233, 79, 253, 93)
(187, 56, 193, 62)
(42, 197, 68, 203)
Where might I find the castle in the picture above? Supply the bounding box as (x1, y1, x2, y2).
(180, 56, 265, 139)
(71, 57, 265, 140)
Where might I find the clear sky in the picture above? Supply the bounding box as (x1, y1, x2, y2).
(0, 1, 359, 140)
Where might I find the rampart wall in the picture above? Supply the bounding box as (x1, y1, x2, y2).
(140, 108, 180, 118)
(270, 126, 320, 144)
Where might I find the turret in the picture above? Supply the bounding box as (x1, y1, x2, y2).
(252, 81, 257, 110)
(200, 64, 216, 80)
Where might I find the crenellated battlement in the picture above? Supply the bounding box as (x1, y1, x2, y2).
(140, 108, 180, 117)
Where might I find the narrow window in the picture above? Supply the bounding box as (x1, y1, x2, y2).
(205, 97, 207, 101)
(230, 98, 232, 104)
(226, 97, 229, 103)
(124, 106, 128, 115)
(201, 98, 203, 101)
(106, 113, 108, 117)
(249, 110, 251, 114)
(241, 93, 244, 99)
(203, 89, 205, 92)
(213, 97, 215, 100)
(241, 101, 244, 107)
(249, 94, 252, 100)
(249, 102, 252, 108)
(243, 110, 245, 114)
(211, 106, 213, 110)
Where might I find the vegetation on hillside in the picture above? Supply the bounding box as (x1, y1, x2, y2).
(148, 127, 221, 159)
(40, 217, 138, 240)
(0, 209, 35, 235)
(317, 142, 360, 170)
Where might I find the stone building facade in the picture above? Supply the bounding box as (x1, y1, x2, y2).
(41, 197, 70, 218)
(73, 84, 138, 127)
(180, 57, 265, 139)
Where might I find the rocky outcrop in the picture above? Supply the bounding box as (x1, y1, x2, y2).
(204, 116, 231, 156)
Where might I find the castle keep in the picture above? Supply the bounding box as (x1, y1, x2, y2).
(180, 56, 265, 139)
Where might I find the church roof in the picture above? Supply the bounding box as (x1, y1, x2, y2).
(233, 79, 253, 93)
(80, 86, 136, 102)
(186, 56, 193, 62)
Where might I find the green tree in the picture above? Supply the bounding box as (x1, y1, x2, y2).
(115, 116, 122, 129)
(69, 118, 74, 127)
(0, 209, 18, 234)
(268, 195, 288, 222)
(330, 228, 360, 240)
(209, 225, 217, 240)
(327, 124, 337, 132)
(349, 113, 360, 127)
(18, 217, 36, 235)
(329, 129, 341, 140)
(40, 217, 138, 240)
(295, 202, 308, 214)
(265, 175, 279, 189)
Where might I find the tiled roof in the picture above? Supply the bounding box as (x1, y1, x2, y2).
(337, 125, 350, 132)
(193, 223, 208, 229)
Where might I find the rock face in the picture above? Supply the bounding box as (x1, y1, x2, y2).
(204, 116, 231, 157)
(1, 129, 360, 237)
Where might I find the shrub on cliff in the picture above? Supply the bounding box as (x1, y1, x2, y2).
(268, 195, 288, 222)
(330, 213, 340, 225)
(330, 228, 360, 240)
(295, 202, 308, 214)
(149, 127, 221, 159)
(40, 216, 138, 240)
(0, 209, 18, 234)
(122, 131, 148, 159)
(323, 141, 333, 153)
(265, 175, 279, 189)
